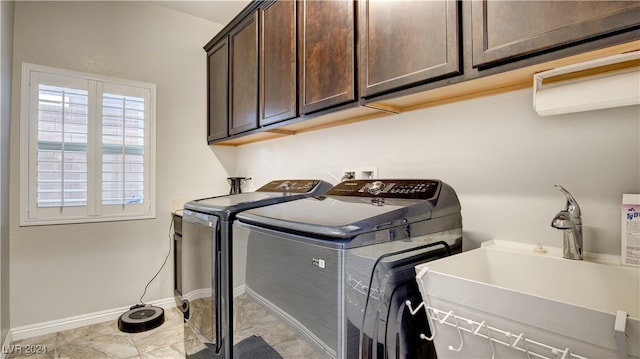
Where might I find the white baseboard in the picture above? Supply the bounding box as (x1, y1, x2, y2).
(1, 329, 13, 359)
(233, 284, 245, 298)
(180, 285, 244, 301)
(181, 288, 211, 302)
(10, 296, 178, 341)
(10, 285, 247, 342)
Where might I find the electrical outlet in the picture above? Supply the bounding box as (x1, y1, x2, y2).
(342, 167, 378, 181)
(359, 168, 377, 179)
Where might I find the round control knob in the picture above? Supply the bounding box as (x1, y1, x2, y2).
(367, 181, 385, 195)
(279, 181, 292, 191)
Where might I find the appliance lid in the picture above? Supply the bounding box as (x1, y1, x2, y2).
(184, 179, 332, 218)
(237, 195, 434, 239)
(237, 180, 452, 240)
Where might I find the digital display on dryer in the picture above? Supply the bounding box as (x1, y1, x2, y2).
(326, 179, 441, 200)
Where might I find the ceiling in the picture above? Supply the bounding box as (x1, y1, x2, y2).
(150, 1, 251, 26)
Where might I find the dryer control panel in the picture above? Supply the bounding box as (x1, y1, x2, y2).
(326, 179, 441, 200)
(256, 179, 325, 193)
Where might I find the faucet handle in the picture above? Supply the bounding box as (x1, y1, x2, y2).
(554, 184, 581, 217)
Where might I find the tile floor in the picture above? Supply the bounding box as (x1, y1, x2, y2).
(7, 307, 184, 359)
(7, 294, 330, 359)
(183, 295, 326, 359)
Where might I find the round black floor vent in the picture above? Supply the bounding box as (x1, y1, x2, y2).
(117, 305, 164, 333)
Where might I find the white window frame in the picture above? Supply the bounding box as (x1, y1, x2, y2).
(20, 63, 156, 226)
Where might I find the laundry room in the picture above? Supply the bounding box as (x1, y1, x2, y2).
(1, 1, 639, 358)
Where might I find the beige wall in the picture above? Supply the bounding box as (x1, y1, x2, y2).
(10, 1, 232, 328)
(236, 89, 640, 255)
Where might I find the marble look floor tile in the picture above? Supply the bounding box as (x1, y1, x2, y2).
(232, 294, 330, 358)
(56, 320, 138, 359)
(56, 320, 123, 346)
(130, 315, 183, 354)
(8, 307, 181, 359)
(5, 348, 54, 359)
(139, 341, 184, 359)
(55, 340, 139, 359)
(8, 299, 334, 359)
(5, 352, 54, 359)
(6, 333, 56, 359)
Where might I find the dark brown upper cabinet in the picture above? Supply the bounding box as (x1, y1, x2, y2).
(298, 0, 356, 114)
(205, 0, 638, 145)
(359, 0, 461, 98)
(229, 12, 259, 136)
(260, 0, 297, 126)
(472, 0, 640, 68)
(207, 39, 229, 142)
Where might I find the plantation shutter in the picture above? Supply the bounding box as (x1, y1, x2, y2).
(21, 64, 155, 225)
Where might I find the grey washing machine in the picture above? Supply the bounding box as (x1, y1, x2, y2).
(178, 179, 333, 359)
(234, 179, 463, 359)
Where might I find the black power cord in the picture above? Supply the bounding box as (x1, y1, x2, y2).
(137, 209, 181, 305)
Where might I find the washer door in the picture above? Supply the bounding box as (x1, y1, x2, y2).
(360, 243, 449, 359)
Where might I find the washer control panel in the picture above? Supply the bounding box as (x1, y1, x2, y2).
(256, 179, 324, 193)
(326, 179, 441, 200)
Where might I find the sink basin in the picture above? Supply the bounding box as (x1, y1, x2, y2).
(414, 240, 640, 358)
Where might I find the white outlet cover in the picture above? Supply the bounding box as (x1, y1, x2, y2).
(343, 167, 378, 180)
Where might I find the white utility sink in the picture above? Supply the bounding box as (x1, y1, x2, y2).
(414, 240, 640, 359)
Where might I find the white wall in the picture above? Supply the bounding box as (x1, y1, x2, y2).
(1, 0, 14, 345)
(235, 89, 640, 255)
(9, 1, 233, 328)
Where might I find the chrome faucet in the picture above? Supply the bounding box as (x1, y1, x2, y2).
(551, 185, 583, 260)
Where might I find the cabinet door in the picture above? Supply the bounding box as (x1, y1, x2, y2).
(260, 0, 297, 126)
(472, 0, 640, 68)
(359, 0, 460, 98)
(229, 13, 259, 135)
(207, 39, 228, 142)
(299, 0, 356, 114)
